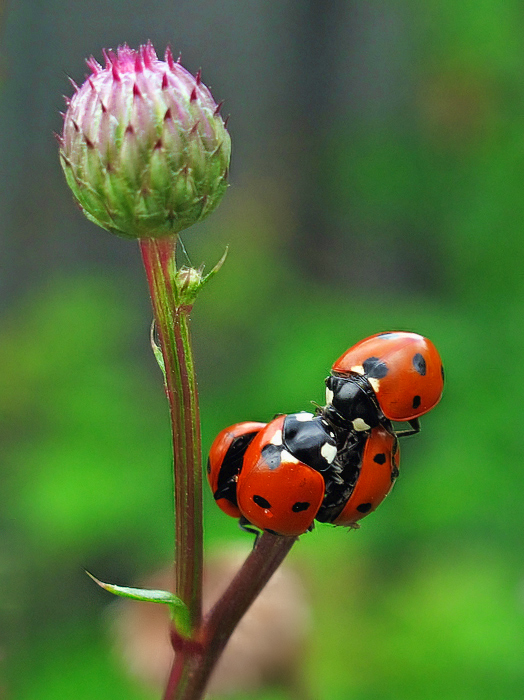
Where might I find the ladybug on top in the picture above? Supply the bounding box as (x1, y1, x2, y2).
(207, 331, 444, 538)
(324, 331, 444, 437)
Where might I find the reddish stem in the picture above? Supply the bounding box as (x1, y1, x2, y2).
(139, 236, 203, 630)
(139, 236, 297, 699)
(174, 533, 297, 700)
(162, 653, 186, 700)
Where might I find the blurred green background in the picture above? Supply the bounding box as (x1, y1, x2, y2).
(1, 1, 524, 698)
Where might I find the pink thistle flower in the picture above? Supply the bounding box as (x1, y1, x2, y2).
(59, 43, 231, 239)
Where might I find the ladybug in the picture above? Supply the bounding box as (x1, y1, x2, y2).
(236, 412, 338, 536)
(324, 331, 444, 436)
(207, 421, 266, 519)
(316, 425, 399, 527)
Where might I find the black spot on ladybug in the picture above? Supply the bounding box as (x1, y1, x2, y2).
(412, 395, 421, 409)
(373, 452, 386, 465)
(253, 495, 271, 509)
(260, 444, 282, 470)
(292, 501, 311, 512)
(413, 353, 426, 376)
(206, 458, 211, 474)
(363, 357, 388, 379)
(441, 364, 445, 381)
(356, 503, 372, 513)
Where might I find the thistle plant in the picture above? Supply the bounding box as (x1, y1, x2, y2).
(59, 43, 296, 700)
(59, 42, 444, 700)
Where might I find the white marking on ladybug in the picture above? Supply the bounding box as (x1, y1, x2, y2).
(280, 449, 299, 464)
(368, 377, 380, 393)
(270, 430, 283, 446)
(321, 442, 337, 463)
(326, 387, 334, 404)
(353, 418, 370, 431)
(351, 364, 365, 375)
(296, 412, 314, 422)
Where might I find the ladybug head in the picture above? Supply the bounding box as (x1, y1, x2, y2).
(324, 375, 382, 432)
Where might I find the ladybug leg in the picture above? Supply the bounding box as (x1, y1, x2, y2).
(238, 516, 262, 544)
(394, 417, 420, 438)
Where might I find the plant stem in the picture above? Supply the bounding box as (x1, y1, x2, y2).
(176, 532, 297, 700)
(140, 236, 297, 700)
(139, 236, 203, 631)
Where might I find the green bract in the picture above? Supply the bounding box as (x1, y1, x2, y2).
(59, 43, 231, 239)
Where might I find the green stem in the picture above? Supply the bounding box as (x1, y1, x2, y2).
(139, 236, 203, 631)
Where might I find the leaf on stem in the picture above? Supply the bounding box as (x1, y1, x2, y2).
(150, 320, 167, 380)
(86, 571, 191, 637)
(200, 246, 228, 287)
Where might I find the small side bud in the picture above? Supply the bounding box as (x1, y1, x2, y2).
(175, 266, 204, 309)
(174, 248, 228, 308)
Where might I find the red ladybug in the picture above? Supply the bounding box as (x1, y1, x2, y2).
(325, 331, 444, 434)
(207, 421, 266, 519)
(316, 425, 399, 527)
(237, 413, 337, 536)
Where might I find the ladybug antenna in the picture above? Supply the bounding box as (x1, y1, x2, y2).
(310, 400, 324, 415)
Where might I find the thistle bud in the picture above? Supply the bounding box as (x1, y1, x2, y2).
(59, 43, 231, 240)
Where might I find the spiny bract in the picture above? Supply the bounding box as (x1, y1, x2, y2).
(59, 43, 231, 239)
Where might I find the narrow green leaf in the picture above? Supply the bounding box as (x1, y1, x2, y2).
(150, 320, 167, 380)
(201, 246, 228, 286)
(86, 571, 191, 637)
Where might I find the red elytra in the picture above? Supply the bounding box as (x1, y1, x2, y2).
(237, 415, 326, 537)
(207, 421, 266, 519)
(333, 425, 399, 526)
(331, 331, 444, 422)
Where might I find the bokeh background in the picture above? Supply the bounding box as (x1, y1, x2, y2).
(1, 1, 524, 698)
